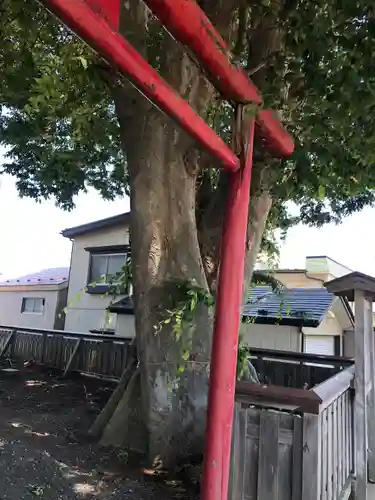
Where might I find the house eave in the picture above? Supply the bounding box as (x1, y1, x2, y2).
(0, 282, 68, 292)
(241, 315, 320, 328)
(61, 212, 130, 239)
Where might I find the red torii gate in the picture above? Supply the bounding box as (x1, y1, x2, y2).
(36, 1, 294, 499)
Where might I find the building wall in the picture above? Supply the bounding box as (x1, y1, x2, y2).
(273, 272, 329, 289)
(53, 287, 68, 330)
(273, 256, 352, 289)
(64, 225, 131, 333)
(115, 315, 136, 337)
(306, 256, 352, 279)
(343, 330, 354, 358)
(302, 311, 343, 338)
(240, 322, 300, 351)
(0, 287, 66, 330)
(241, 306, 346, 354)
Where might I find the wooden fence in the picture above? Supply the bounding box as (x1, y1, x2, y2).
(230, 364, 355, 500)
(229, 403, 303, 500)
(248, 347, 353, 390)
(0, 326, 359, 499)
(0, 325, 352, 387)
(0, 325, 134, 379)
(311, 365, 355, 500)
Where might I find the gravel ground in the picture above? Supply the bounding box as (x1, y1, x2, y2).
(0, 364, 197, 500)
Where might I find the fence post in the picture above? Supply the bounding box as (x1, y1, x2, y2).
(354, 290, 368, 500)
(0, 329, 17, 359)
(302, 412, 321, 500)
(40, 332, 48, 364)
(63, 338, 83, 377)
(366, 295, 375, 483)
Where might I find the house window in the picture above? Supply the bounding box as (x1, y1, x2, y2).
(88, 253, 126, 285)
(21, 297, 45, 314)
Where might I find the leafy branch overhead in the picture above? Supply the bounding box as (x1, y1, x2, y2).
(0, 0, 375, 229)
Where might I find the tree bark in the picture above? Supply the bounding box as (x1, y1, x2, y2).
(100, 96, 213, 465)
(99, 0, 275, 467)
(100, 89, 273, 467)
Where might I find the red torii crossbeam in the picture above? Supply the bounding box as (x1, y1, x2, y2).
(142, 0, 293, 158)
(36, 1, 294, 499)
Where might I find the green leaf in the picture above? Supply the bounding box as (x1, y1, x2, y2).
(182, 350, 189, 361)
(77, 56, 88, 70)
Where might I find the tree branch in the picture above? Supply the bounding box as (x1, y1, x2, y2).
(233, 1, 248, 60)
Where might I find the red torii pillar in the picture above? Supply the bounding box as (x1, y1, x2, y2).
(36, 1, 294, 499)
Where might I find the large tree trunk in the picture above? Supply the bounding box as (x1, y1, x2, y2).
(101, 106, 214, 465)
(99, 0, 274, 467)
(100, 111, 271, 464)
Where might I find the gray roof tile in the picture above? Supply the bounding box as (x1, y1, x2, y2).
(0, 267, 69, 287)
(243, 286, 334, 326)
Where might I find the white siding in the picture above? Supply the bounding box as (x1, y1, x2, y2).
(304, 335, 334, 355)
(303, 308, 342, 337)
(273, 272, 327, 289)
(64, 225, 129, 333)
(241, 323, 300, 351)
(305, 256, 352, 279)
(305, 257, 330, 275)
(0, 287, 66, 329)
(115, 315, 135, 337)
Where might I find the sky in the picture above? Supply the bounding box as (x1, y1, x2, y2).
(0, 172, 129, 280)
(1, 162, 375, 280)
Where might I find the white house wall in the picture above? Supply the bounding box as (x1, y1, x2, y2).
(115, 315, 135, 337)
(274, 256, 352, 290)
(302, 311, 342, 337)
(64, 225, 130, 333)
(240, 323, 300, 351)
(273, 272, 327, 289)
(0, 288, 63, 329)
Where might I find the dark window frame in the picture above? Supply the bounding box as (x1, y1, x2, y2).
(86, 245, 130, 295)
(21, 297, 46, 314)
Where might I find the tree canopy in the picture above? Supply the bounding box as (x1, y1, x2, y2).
(1, 0, 375, 230)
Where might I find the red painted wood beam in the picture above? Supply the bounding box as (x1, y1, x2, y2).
(202, 119, 256, 500)
(39, 0, 239, 171)
(84, 0, 121, 31)
(143, 0, 294, 157)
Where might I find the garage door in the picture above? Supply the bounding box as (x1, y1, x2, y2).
(304, 335, 335, 356)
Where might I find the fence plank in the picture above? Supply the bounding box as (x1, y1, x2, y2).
(292, 415, 303, 500)
(338, 396, 343, 494)
(343, 391, 350, 483)
(302, 413, 321, 500)
(63, 338, 82, 377)
(321, 410, 328, 500)
(257, 411, 280, 500)
(0, 330, 16, 359)
(331, 399, 339, 500)
(327, 406, 333, 500)
(0, 326, 133, 379)
(244, 408, 257, 500)
(40, 332, 47, 363)
(228, 405, 240, 500)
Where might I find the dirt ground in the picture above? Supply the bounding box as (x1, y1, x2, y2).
(0, 364, 198, 500)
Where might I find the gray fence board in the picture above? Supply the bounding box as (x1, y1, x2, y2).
(0, 327, 132, 379)
(229, 405, 302, 500)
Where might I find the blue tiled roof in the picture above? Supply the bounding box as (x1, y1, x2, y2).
(243, 286, 335, 326)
